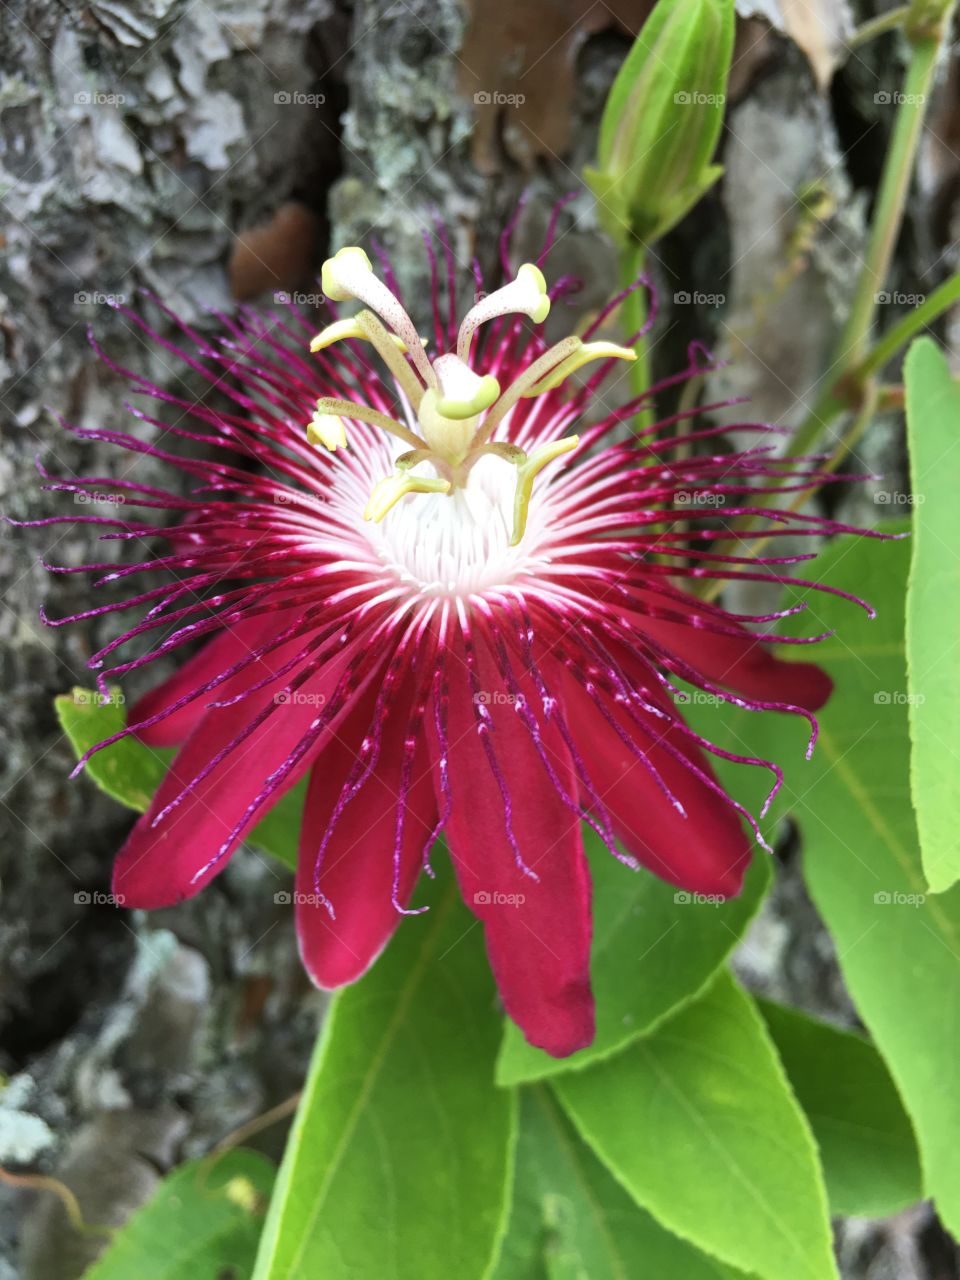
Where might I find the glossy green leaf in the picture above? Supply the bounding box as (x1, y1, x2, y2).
(717, 531, 960, 1238)
(55, 688, 302, 870)
(82, 1149, 274, 1280)
(55, 689, 170, 813)
(904, 337, 960, 893)
(496, 837, 770, 1085)
(757, 999, 922, 1217)
(555, 971, 836, 1280)
(493, 1087, 746, 1280)
(252, 862, 516, 1280)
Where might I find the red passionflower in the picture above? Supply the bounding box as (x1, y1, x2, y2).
(30, 215, 871, 1056)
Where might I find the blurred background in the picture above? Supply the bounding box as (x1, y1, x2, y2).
(2, 1, 959, 1275)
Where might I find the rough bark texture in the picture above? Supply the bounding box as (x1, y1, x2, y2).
(1, 0, 958, 1276)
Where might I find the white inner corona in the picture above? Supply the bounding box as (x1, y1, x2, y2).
(366, 454, 529, 596)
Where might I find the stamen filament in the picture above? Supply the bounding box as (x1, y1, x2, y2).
(312, 398, 427, 451)
(355, 311, 430, 411)
(364, 471, 451, 522)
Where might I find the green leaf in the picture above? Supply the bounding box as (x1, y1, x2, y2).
(757, 999, 922, 1218)
(82, 1148, 274, 1280)
(55, 689, 170, 814)
(252, 861, 516, 1280)
(493, 1088, 746, 1280)
(54, 688, 302, 870)
(554, 971, 836, 1280)
(722, 531, 960, 1237)
(904, 337, 960, 893)
(496, 834, 770, 1085)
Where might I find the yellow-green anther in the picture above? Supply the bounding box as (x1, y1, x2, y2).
(510, 436, 580, 546)
(585, 0, 734, 248)
(310, 318, 411, 354)
(364, 471, 451, 523)
(523, 342, 637, 396)
(435, 373, 501, 420)
(312, 398, 426, 450)
(321, 247, 437, 388)
(307, 411, 348, 451)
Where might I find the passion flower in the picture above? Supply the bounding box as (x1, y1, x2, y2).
(33, 218, 869, 1056)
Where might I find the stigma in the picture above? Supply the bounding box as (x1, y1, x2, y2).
(306, 246, 636, 546)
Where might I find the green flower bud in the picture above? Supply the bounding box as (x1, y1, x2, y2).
(585, 0, 734, 249)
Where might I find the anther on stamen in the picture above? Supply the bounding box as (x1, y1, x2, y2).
(456, 263, 551, 361)
(364, 471, 451, 523)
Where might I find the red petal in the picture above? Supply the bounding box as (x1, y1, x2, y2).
(113, 644, 367, 908)
(129, 614, 287, 748)
(630, 593, 832, 711)
(559, 666, 751, 898)
(431, 637, 594, 1058)
(295, 686, 437, 988)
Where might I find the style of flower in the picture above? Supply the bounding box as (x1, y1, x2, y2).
(32, 217, 870, 1056)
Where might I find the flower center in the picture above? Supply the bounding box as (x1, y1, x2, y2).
(306, 247, 636, 546)
(367, 455, 529, 597)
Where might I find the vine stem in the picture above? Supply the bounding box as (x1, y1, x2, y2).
(791, 15, 950, 458)
(622, 240, 654, 430)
